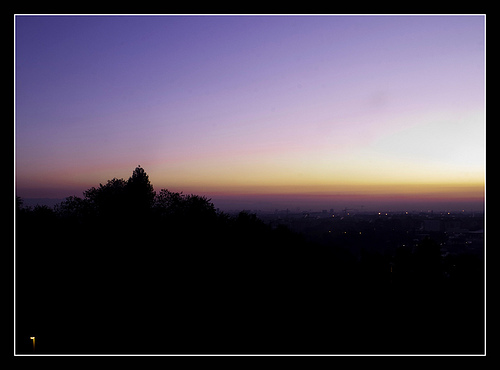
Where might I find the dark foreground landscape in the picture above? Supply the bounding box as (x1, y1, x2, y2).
(15, 167, 484, 355)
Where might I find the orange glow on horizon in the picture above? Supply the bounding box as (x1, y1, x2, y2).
(154, 180, 484, 202)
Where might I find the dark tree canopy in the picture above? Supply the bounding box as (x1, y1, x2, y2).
(127, 165, 155, 212)
(84, 177, 128, 217)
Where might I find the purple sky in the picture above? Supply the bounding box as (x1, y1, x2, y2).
(15, 15, 485, 211)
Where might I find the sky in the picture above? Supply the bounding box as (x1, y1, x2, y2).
(15, 15, 485, 211)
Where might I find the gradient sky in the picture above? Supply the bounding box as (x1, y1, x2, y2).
(15, 15, 485, 211)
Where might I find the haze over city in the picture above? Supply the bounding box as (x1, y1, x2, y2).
(15, 15, 485, 211)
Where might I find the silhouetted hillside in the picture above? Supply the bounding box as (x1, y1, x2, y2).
(15, 167, 484, 354)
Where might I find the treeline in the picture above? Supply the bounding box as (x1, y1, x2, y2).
(15, 167, 484, 354)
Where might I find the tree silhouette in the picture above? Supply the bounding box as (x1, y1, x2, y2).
(55, 195, 92, 221)
(16, 196, 24, 212)
(153, 188, 184, 216)
(126, 165, 155, 214)
(83, 177, 127, 218)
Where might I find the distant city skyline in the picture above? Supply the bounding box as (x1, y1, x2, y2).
(20, 191, 484, 213)
(15, 15, 485, 211)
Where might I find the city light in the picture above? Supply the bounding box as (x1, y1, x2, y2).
(30, 337, 35, 352)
